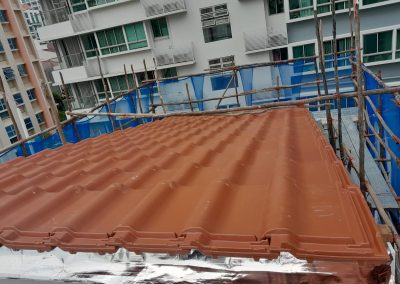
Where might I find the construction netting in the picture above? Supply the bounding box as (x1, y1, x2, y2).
(1, 56, 399, 194)
(364, 72, 400, 195)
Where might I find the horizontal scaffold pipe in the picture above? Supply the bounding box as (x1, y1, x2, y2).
(152, 75, 352, 107)
(349, 57, 400, 104)
(67, 87, 400, 120)
(0, 125, 58, 156)
(143, 49, 358, 83)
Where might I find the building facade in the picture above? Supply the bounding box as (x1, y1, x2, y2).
(0, 0, 54, 149)
(20, 0, 44, 40)
(37, 0, 400, 111)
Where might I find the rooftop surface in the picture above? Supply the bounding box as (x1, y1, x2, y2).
(0, 107, 388, 266)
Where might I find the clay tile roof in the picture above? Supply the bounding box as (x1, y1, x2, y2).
(0, 107, 389, 265)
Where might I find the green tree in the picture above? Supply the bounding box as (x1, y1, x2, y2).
(52, 92, 67, 121)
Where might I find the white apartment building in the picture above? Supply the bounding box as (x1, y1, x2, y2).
(37, 0, 400, 111)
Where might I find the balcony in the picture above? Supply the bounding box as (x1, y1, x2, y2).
(153, 43, 195, 67)
(141, 0, 186, 18)
(53, 53, 86, 70)
(244, 29, 288, 54)
(40, 6, 70, 25)
(51, 53, 89, 85)
(69, 11, 95, 33)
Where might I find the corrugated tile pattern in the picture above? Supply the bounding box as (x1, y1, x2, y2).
(0, 107, 389, 264)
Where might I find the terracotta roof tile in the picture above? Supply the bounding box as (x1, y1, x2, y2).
(0, 108, 389, 266)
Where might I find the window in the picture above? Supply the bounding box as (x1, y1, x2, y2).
(208, 56, 236, 91)
(0, 98, 5, 111)
(289, 0, 313, 19)
(3, 67, 15, 81)
(201, 4, 232, 43)
(71, 0, 87, 12)
(292, 43, 315, 71)
(24, 117, 33, 130)
(5, 124, 17, 143)
(161, 67, 177, 78)
(209, 56, 235, 70)
(109, 75, 134, 97)
(7, 38, 17, 50)
(293, 43, 315, 58)
(0, 109, 9, 119)
(323, 37, 352, 67)
(36, 112, 45, 125)
(96, 27, 127, 55)
(87, 0, 116, 8)
(0, 43, 4, 53)
(363, 31, 392, 63)
(396, 30, 400, 59)
(0, 98, 9, 120)
(13, 93, 24, 106)
(269, 0, 284, 14)
(27, 89, 36, 101)
(94, 79, 106, 101)
(0, 10, 8, 23)
(151, 17, 169, 38)
(17, 64, 28, 77)
(124, 22, 148, 50)
(81, 34, 98, 58)
(363, 0, 388, 5)
(272, 48, 288, 61)
(317, 0, 352, 13)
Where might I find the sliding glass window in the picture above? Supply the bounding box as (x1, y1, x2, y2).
(96, 27, 127, 55)
(81, 34, 98, 58)
(363, 31, 392, 63)
(124, 22, 148, 50)
(289, 0, 313, 19)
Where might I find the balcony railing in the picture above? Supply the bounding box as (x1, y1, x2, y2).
(53, 53, 86, 70)
(69, 11, 95, 33)
(141, 0, 186, 17)
(41, 6, 70, 25)
(154, 43, 194, 67)
(244, 30, 288, 53)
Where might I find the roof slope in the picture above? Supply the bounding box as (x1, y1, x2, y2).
(0, 107, 388, 264)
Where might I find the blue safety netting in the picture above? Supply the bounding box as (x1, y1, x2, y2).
(364, 72, 400, 194)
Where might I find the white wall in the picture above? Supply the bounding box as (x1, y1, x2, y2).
(167, 0, 269, 74)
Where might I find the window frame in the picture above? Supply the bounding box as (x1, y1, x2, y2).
(96, 26, 127, 55)
(24, 117, 33, 131)
(17, 64, 28, 77)
(289, 0, 313, 19)
(5, 124, 17, 143)
(363, 30, 393, 63)
(36, 112, 45, 125)
(27, 89, 36, 101)
(268, 0, 284, 15)
(7, 38, 17, 50)
(3, 67, 15, 81)
(151, 17, 170, 39)
(200, 4, 232, 43)
(13, 93, 24, 106)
